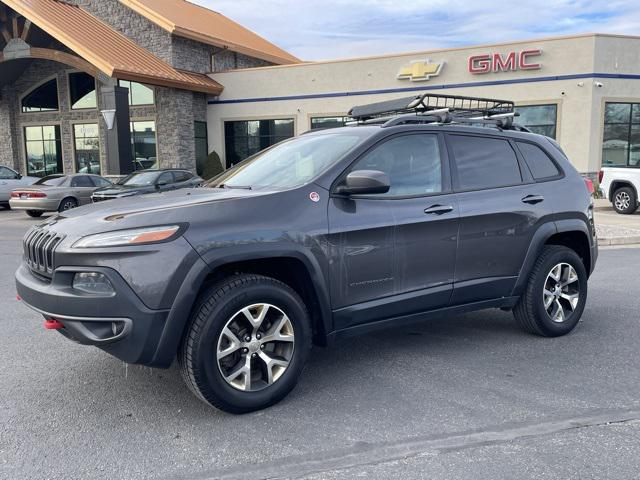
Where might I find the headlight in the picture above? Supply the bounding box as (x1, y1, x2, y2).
(72, 225, 182, 248)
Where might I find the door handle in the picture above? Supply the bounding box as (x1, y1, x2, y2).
(424, 204, 454, 215)
(522, 195, 544, 205)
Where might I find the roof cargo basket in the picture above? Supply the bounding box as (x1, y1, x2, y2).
(347, 93, 530, 132)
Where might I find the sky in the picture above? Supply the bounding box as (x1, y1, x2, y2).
(192, 0, 640, 61)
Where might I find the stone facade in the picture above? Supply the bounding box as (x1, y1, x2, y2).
(0, 0, 275, 174)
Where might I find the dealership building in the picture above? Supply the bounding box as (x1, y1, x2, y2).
(1, 0, 639, 179)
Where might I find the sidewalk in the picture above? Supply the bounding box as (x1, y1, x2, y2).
(594, 199, 640, 246)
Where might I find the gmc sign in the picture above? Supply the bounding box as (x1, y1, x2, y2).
(468, 49, 542, 74)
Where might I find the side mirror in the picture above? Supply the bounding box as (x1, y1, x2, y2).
(335, 170, 390, 195)
(16, 174, 22, 180)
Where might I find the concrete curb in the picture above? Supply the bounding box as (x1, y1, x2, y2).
(597, 236, 640, 246)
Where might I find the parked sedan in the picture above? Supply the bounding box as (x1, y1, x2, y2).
(91, 169, 202, 202)
(0, 166, 38, 209)
(9, 174, 113, 217)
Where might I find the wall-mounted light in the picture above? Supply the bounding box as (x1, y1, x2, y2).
(101, 109, 116, 130)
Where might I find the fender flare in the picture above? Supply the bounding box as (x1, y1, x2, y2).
(149, 246, 332, 367)
(511, 219, 592, 297)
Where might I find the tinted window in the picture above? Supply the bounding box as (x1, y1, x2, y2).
(71, 176, 94, 187)
(514, 105, 557, 138)
(350, 134, 442, 196)
(0, 166, 16, 179)
(157, 172, 175, 185)
(224, 119, 295, 167)
(174, 171, 193, 183)
(449, 135, 522, 190)
(69, 72, 97, 110)
(22, 79, 59, 113)
(517, 142, 560, 179)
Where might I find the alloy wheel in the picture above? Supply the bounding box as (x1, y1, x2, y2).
(216, 303, 295, 392)
(543, 263, 580, 323)
(615, 191, 631, 211)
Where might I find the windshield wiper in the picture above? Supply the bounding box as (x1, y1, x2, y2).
(220, 184, 252, 190)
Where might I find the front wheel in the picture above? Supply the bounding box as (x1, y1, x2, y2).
(514, 245, 588, 337)
(179, 274, 312, 414)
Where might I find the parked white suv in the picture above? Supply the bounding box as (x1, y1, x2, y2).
(599, 167, 640, 214)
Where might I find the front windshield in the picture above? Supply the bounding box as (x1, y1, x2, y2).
(208, 133, 364, 190)
(35, 175, 66, 186)
(118, 171, 160, 187)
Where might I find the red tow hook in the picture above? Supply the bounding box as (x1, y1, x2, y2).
(44, 319, 64, 330)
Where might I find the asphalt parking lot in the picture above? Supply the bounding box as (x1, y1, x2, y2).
(1, 208, 640, 480)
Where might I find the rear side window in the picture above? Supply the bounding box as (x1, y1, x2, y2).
(71, 175, 94, 187)
(517, 142, 560, 179)
(449, 135, 522, 190)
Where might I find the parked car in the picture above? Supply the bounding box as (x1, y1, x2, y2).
(10, 173, 112, 217)
(599, 167, 640, 214)
(15, 94, 597, 414)
(0, 166, 38, 209)
(91, 169, 202, 202)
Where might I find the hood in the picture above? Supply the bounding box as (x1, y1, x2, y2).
(47, 187, 276, 237)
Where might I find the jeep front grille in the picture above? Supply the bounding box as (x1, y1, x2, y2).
(23, 226, 64, 277)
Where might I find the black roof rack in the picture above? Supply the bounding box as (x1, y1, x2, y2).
(347, 93, 530, 132)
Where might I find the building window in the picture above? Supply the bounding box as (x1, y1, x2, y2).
(195, 121, 208, 176)
(118, 80, 154, 106)
(603, 103, 640, 167)
(310, 116, 350, 130)
(21, 79, 59, 113)
(224, 119, 294, 167)
(24, 125, 63, 177)
(73, 123, 101, 174)
(514, 104, 557, 139)
(69, 72, 97, 110)
(131, 120, 157, 170)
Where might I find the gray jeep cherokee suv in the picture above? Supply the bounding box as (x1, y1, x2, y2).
(15, 94, 597, 413)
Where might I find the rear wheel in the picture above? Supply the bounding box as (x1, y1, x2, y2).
(26, 210, 43, 218)
(58, 197, 78, 212)
(612, 186, 638, 215)
(179, 274, 312, 414)
(514, 245, 587, 337)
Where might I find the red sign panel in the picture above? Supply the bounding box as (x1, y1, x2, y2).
(468, 49, 542, 74)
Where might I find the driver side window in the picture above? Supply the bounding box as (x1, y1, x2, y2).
(350, 134, 443, 196)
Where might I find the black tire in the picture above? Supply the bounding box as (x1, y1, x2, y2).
(58, 197, 78, 212)
(514, 245, 588, 337)
(612, 186, 638, 215)
(179, 274, 312, 414)
(26, 210, 43, 218)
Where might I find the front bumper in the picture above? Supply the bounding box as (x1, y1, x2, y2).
(9, 198, 60, 211)
(16, 263, 169, 364)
